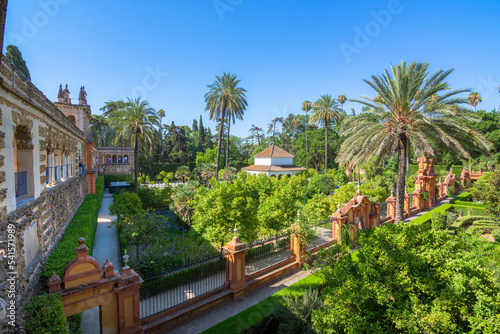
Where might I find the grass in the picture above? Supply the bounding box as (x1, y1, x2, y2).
(202, 272, 326, 334)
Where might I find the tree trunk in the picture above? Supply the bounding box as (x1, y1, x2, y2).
(324, 120, 328, 173)
(395, 135, 407, 222)
(305, 113, 308, 169)
(226, 117, 230, 168)
(134, 130, 139, 194)
(216, 107, 226, 180)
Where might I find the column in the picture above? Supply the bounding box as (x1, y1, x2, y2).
(223, 226, 248, 300)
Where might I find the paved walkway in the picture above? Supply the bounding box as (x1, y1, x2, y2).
(81, 188, 121, 334)
(168, 268, 315, 334)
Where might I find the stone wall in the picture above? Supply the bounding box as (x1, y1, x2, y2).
(96, 146, 134, 176)
(0, 175, 87, 332)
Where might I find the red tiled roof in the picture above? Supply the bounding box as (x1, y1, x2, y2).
(254, 144, 294, 158)
(241, 164, 305, 172)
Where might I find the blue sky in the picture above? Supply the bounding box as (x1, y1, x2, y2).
(4, 0, 500, 138)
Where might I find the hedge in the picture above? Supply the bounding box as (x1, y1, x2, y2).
(409, 202, 486, 226)
(40, 176, 104, 285)
(450, 192, 472, 203)
(202, 273, 326, 334)
(449, 200, 484, 207)
(24, 293, 69, 334)
(452, 216, 488, 228)
(103, 174, 131, 187)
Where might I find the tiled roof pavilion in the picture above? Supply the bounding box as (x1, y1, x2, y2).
(242, 144, 305, 178)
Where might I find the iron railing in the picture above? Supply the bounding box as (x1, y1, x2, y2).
(15, 171, 28, 198)
(46, 164, 74, 184)
(306, 220, 332, 251)
(139, 251, 226, 318)
(245, 230, 291, 276)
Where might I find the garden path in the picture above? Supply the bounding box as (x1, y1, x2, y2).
(403, 197, 452, 223)
(81, 188, 122, 334)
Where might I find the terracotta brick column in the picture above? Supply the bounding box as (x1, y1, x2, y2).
(116, 252, 144, 334)
(412, 189, 422, 212)
(290, 212, 306, 263)
(404, 188, 410, 217)
(223, 226, 248, 300)
(331, 202, 348, 243)
(385, 191, 396, 221)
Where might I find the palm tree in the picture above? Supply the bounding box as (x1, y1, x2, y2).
(301, 101, 312, 169)
(157, 109, 165, 157)
(204, 72, 247, 178)
(336, 61, 491, 222)
(268, 117, 284, 145)
(337, 95, 347, 112)
(467, 92, 482, 112)
(310, 95, 341, 172)
(225, 105, 244, 168)
(108, 97, 158, 193)
(249, 124, 264, 146)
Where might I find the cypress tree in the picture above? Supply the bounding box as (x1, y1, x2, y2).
(6, 45, 31, 79)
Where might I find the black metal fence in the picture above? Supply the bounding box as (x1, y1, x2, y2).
(245, 231, 291, 276)
(306, 220, 332, 251)
(139, 251, 227, 319)
(380, 201, 388, 219)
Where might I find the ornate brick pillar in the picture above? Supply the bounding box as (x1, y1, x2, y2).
(290, 211, 306, 263)
(223, 225, 248, 300)
(415, 152, 437, 209)
(385, 190, 396, 221)
(116, 253, 144, 334)
(404, 188, 410, 217)
(411, 189, 422, 212)
(331, 202, 348, 243)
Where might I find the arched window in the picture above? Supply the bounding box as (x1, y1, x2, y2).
(68, 115, 76, 125)
(13, 125, 34, 201)
(118, 155, 123, 163)
(124, 155, 129, 163)
(278, 175, 282, 180)
(270, 174, 276, 178)
(112, 155, 117, 163)
(106, 155, 111, 163)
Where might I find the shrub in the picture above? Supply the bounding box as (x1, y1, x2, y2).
(450, 192, 472, 203)
(431, 211, 447, 230)
(492, 229, 500, 242)
(40, 186, 102, 284)
(109, 191, 143, 218)
(138, 186, 171, 209)
(24, 293, 68, 334)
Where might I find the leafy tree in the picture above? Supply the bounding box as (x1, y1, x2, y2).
(294, 128, 340, 171)
(308, 172, 337, 196)
(89, 114, 109, 146)
(312, 222, 500, 333)
(196, 147, 217, 165)
(108, 97, 158, 193)
(219, 166, 238, 183)
(472, 169, 500, 221)
(302, 101, 313, 169)
(329, 182, 357, 209)
(6, 45, 30, 79)
(204, 72, 247, 178)
(249, 124, 264, 146)
(170, 181, 199, 225)
(192, 179, 258, 247)
(359, 175, 391, 202)
(337, 61, 491, 222)
(310, 95, 342, 172)
(165, 122, 189, 163)
(121, 211, 159, 259)
(109, 191, 143, 218)
(301, 193, 331, 225)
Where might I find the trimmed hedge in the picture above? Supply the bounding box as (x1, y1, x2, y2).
(40, 176, 104, 285)
(449, 200, 484, 207)
(453, 216, 490, 228)
(450, 192, 472, 203)
(24, 293, 69, 334)
(103, 174, 131, 187)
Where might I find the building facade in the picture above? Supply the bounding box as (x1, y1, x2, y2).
(241, 144, 305, 178)
(96, 146, 134, 176)
(0, 54, 97, 331)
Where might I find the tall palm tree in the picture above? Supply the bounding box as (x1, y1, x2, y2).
(467, 92, 482, 112)
(268, 116, 284, 148)
(109, 97, 158, 193)
(225, 105, 244, 168)
(336, 61, 491, 222)
(337, 95, 347, 112)
(301, 101, 312, 169)
(310, 95, 341, 172)
(249, 124, 264, 146)
(204, 72, 247, 178)
(157, 109, 165, 157)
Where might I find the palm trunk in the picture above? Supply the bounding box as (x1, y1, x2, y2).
(226, 118, 230, 168)
(216, 107, 226, 180)
(324, 120, 328, 173)
(305, 113, 308, 169)
(134, 130, 139, 194)
(395, 135, 407, 222)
